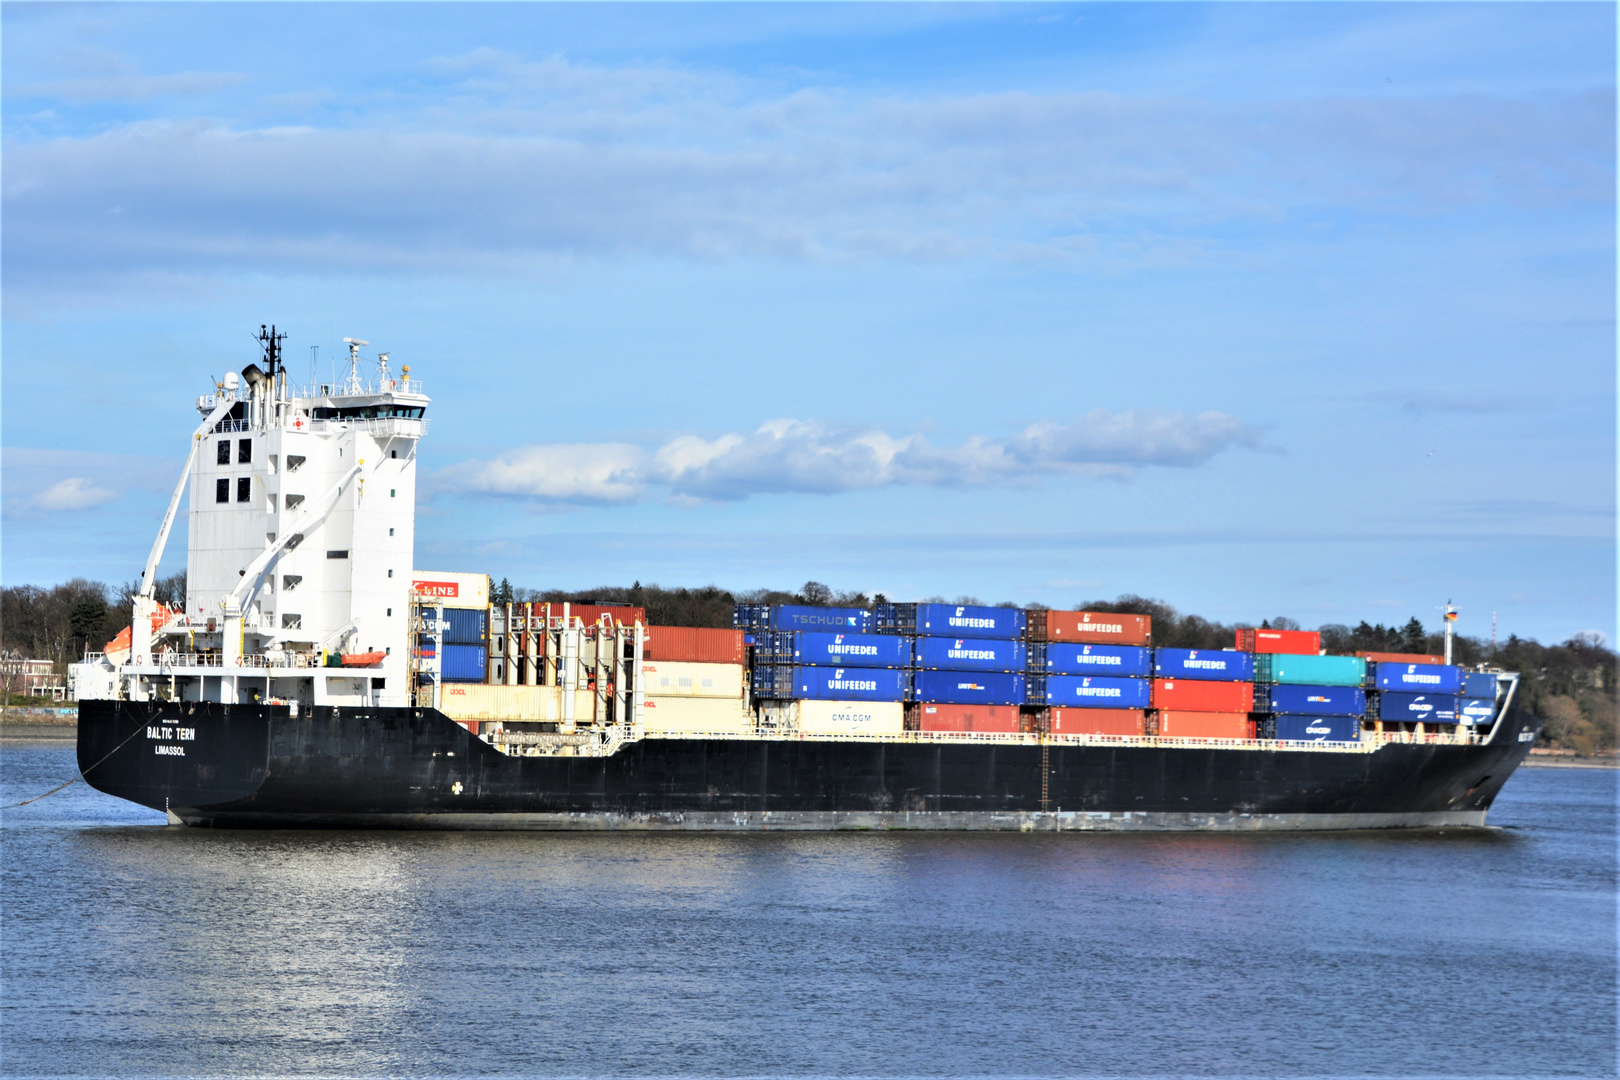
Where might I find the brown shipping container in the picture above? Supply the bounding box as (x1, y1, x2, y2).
(1355, 651, 1443, 665)
(1151, 678, 1254, 713)
(527, 602, 647, 628)
(644, 626, 745, 664)
(1235, 628, 1321, 655)
(913, 703, 1021, 734)
(1049, 707, 1146, 737)
(1041, 611, 1152, 646)
(1155, 711, 1255, 740)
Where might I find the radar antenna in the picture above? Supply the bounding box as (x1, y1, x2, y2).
(342, 337, 369, 394)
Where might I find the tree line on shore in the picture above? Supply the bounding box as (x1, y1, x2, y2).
(5, 576, 1614, 754)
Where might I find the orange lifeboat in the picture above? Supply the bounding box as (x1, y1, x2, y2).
(340, 651, 387, 667)
(103, 605, 178, 663)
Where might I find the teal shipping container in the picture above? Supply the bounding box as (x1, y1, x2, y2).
(1254, 653, 1366, 687)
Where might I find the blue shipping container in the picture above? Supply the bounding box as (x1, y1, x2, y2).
(1272, 715, 1360, 743)
(1153, 648, 1255, 682)
(766, 605, 873, 634)
(1458, 697, 1496, 725)
(441, 643, 487, 682)
(442, 608, 488, 645)
(793, 666, 909, 702)
(1374, 662, 1463, 694)
(1265, 684, 1366, 717)
(1044, 675, 1152, 710)
(1376, 693, 1458, 724)
(912, 670, 1025, 706)
(911, 603, 1026, 640)
(785, 631, 911, 669)
(1462, 671, 1498, 699)
(913, 636, 1027, 673)
(1044, 643, 1152, 677)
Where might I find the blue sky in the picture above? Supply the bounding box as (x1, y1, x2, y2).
(3, 2, 1614, 645)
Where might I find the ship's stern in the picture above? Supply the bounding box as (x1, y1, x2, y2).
(77, 700, 274, 819)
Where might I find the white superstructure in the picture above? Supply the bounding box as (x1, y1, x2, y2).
(77, 328, 428, 709)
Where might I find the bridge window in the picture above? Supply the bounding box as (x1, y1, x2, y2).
(215, 478, 229, 503)
(217, 440, 230, 465)
(236, 477, 251, 502)
(238, 438, 252, 464)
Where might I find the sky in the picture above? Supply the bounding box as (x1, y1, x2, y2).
(2, 1, 1614, 645)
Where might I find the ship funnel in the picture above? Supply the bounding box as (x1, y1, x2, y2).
(241, 363, 270, 391)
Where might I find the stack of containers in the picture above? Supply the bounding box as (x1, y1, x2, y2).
(1029, 611, 1153, 736)
(641, 625, 753, 733)
(440, 607, 489, 683)
(881, 603, 1026, 732)
(1244, 632, 1365, 743)
(1372, 660, 1466, 731)
(1459, 671, 1499, 727)
(742, 604, 908, 734)
(1152, 647, 1256, 739)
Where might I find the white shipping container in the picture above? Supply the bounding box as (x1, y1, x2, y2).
(640, 695, 755, 735)
(438, 683, 597, 724)
(641, 660, 744, 699)
(791, 699, 905, 736)
(411, 571, 491, 611)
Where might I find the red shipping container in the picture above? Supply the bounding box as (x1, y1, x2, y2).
(644, 626, 746, 664)
(1039, 610, 1152, 646)
(1355, 651, 1442, 665)
(913, 703, 1021, 734)
(1155, 711, 1255, 740)
(1049, 707, 1145, 737)
(1151, 678, 1253, 713)
(1235, 628, 1320, 655)
(529, 602, 647, 628)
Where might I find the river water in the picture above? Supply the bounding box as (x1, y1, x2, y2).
(2, 737, 1613, 1078)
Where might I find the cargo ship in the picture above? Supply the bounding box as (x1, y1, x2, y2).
(73, 330, 1541, 831)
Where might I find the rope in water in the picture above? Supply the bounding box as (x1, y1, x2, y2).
(5, 718, 150, 809)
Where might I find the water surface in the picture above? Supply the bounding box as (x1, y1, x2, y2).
(3, 739, 1614, 1078)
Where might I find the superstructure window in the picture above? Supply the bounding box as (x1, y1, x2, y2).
(238, 438, 252, 464)
(216, 440, 231, 465)
(281, 614, 301, 630)
(326, 550, 349, 559)
(236, 477, 251, 502)
(215, 478, 229, 503)
(311, 405, 426, 421)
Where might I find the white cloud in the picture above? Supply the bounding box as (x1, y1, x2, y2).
(29, 477, 119, 511)
(2, 55, 1607, 292)
(442, 410, 1258, 506)
(439, 443, 645, 502)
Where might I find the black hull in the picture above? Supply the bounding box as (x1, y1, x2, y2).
(77, 701, 1541, 831)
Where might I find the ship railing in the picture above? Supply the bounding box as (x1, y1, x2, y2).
(1364, 728, 1480, 748)
(294, 379, 427, 399)
(629, 728, 1386, 753)
(140, 651, 321, 671)
(211, 418, 253, 434)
